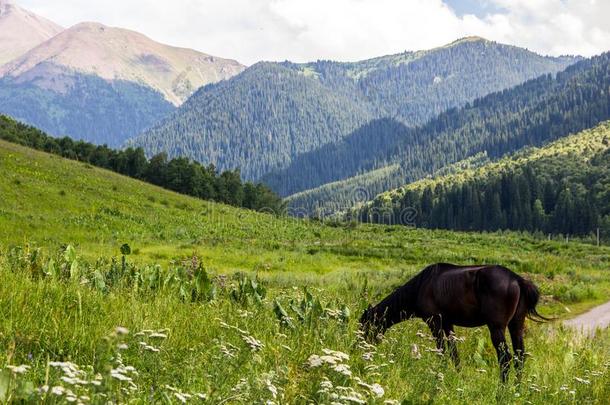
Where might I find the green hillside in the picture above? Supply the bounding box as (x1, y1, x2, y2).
(355, 122, 610, 238)
(287, 52, 610, 213)
(1, 139, 610, 403)
(129, 38, 576, 181)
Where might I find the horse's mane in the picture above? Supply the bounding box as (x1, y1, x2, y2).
(373, 264, 440, 318)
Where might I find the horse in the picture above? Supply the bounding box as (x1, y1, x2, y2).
(359, 263, 549, 382)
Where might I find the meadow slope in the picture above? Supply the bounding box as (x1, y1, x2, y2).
(1, 140, 609, 403)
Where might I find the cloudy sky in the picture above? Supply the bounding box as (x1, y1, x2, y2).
(20, 0, 610, 65)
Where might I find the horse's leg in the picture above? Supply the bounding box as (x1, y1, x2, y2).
(488, 324, 511, 383)
(443, 324, 460, 368)
(427, 316, 445, 354)
(509, 315, 526, 381)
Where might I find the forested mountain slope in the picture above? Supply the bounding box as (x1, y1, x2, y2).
(287, 52, 610, 214)
(130, 37, 576, 181)
(353, 122, 610, 239)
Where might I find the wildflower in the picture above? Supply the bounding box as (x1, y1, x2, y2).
(338, 394, 366, 404)
(357, 380, 384, 398)
(149, 332, 168, 339)
(574, 377, 590, 385)
(196, 393, 207, 400)
(411, 344, 421, 359)
(266, 379, 278, 398)
(476, 368, 487, 373)
(320, 378, 333, 390)
(384, 401, 400, 405)
(220, 344, 238, 358)
(110, 370, 133, 382)
(6, 365, 30, 374)
(174, 392, 188, 403)
(307, 355, 323, 368)
(332, 363, 352, 377)
(362, 351, 374, 361)
(115, 326, 129, 335)
(322, 349, 349, 361)
(242, 335, 264, 351)
(117, 343, 129, 350)
(51, 386, 66, 396)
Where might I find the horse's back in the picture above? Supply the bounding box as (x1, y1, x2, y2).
(423, 264, 521, 326)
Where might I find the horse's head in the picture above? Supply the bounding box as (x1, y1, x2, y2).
(359, 304, 384, 344)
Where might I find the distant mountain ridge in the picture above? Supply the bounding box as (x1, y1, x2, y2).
(0, 21, 245, 105)
(0, 3, 245, 147)
(286, 52, 610, 215)
(0, 0, 63, 65)
(130, 37, 578, 182)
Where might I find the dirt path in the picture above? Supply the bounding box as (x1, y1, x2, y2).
(563, 300, 610, 335)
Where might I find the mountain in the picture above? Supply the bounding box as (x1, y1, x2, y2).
(286, 53, 610, 215)
(0, 21, 244, 105)
(0, 0, 63, 65)
(130, 38, 577, 181)
(353, 121, 610, 238)
(0, 19, 245, 146)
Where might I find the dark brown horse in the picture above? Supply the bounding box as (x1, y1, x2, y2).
(360, 263, 549, 382)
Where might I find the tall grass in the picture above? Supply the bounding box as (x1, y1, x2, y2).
(1, 245, 608, 404)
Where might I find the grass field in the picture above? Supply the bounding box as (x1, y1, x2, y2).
(1, 140, 609, 403)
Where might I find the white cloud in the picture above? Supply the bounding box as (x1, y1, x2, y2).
(18, 0, 610, 64)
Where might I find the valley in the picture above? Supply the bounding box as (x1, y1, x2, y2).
(1, 1, 609, 403)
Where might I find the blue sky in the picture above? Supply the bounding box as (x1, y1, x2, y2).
(444, 0, 506, 18)
(20, 0, 610, 65)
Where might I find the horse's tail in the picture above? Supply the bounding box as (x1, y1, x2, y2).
(517, 277, 553, 322)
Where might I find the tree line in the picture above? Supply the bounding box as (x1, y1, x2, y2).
(287, 51, 610, 215)
(0, 115, 285, 213)
(354, 123, 610, 239)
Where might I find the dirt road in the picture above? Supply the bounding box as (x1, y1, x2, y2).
(563, 300, 610, 335)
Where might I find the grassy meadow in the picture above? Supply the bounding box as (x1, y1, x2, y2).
(1, 140, 610, 403)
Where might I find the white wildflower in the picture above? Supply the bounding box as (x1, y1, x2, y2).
(320, 378, 334, 390)
(361, 351, 374, 361)
(242, 335, 264, 351)
(266, 379, 278, 398)
(51, 386, 66, 396)
(6, 365, 30, 374)
(149, 332, 168, 339)
(117, 343, 129, 350)
(307, 355, 323, 368)
(339, 394, 366, 404)
(574, 377, 590, 385)
(115, 326, 129, 335)
(196, 393, 207, 400)
(411, 344, 421, 359)
(332, 363, 352, 377)
(322, 349, 349, 361)
(357, 381, 384, 398)
(174, 392, 188, 403)
(110, 370, 132, 382)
